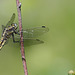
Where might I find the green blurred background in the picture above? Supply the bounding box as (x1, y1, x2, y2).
(0, 0, 75, 75)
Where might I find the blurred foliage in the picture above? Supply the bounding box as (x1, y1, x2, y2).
(68, 70, 75, 75)
(0, 0, 75, 75)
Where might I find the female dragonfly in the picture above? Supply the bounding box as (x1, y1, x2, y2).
(0, 13, 49, 50)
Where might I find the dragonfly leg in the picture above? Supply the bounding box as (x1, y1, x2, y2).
(14, 30, 20, 35)
(12, 33, 20, 43)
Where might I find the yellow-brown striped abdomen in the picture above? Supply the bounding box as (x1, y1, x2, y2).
(0, 37, 6, 50)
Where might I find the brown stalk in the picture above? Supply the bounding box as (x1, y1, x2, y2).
(16, 0, 28, 75)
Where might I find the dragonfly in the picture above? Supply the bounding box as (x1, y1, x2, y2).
(0, 13, 49, 50)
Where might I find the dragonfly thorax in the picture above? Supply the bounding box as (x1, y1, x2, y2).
(2, 24, 18, 38)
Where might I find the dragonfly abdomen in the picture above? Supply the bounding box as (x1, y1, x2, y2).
(0, 37, 7, 50)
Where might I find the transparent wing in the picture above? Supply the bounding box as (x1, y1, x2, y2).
(6, 13, 15, 27)
(10, 38, 44, 47)
(24, 39, 44, 46)
(1, 25, 6, 34)
(2, 25, 6, 30)
(15, 26, 49, 39)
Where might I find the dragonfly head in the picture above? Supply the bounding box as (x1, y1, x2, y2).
(11, 23, 18, 29)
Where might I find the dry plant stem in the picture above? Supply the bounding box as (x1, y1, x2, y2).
(16, 0, 28, 75)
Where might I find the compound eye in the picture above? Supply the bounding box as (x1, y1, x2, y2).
(14, 24, 17, 27)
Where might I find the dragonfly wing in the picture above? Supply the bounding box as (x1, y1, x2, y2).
(11, 34, 44, 46)
(23, 26, 49, 38)
(2, 25, 6, 30)
(23, 39, 44, 47)
(6, 13, 15, 27)
(15, 26, 49, 38)
(1, 25, 6, 34)
(13, 37, 44, 46)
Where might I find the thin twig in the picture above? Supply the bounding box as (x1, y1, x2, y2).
(16, 0, 28, 75)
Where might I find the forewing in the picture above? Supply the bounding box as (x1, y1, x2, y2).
(15, 26, 49, 39)
(6, 13, 15, 27)
(23, 26, 49, 38)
